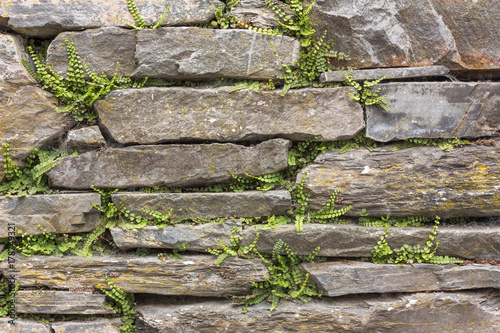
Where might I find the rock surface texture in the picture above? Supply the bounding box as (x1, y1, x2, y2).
(46, 27, 300, 79)
(111, 191, 291, 218)
(1, 254, 268, 296)
(366, 82, 500, 141)
(308, 0, 500, 74)
(0, 33, 73, 181)
(230, 0, 293, 28)
(46, 139, 291, 189)
(0, 193, 101, 237)
(51, 320, 120, 333)
(300, 145, 500, 217)
(135, 292, 500, 332)
(0, 0, 222, 38)
(95, 87, 364, 143)
(62, 125, 106, 153)
(320, 65, 450, 82)
(15, 291, 114, 314)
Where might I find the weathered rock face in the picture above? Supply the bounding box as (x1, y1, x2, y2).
(320, 65, 450, 82)
(0, 318, 51, 333)
(366, 82, 500, 141)
(135, 292, 500, 332)
(46, 139, 291, 189)
(308, 0, 500, 73)
(241, 224, 500, 260)
(0, 193, 101, 237)
(62, 126, 106, 153)
(95, 87, 364, 144)
(46, 27, 300, 80)
(300, 261, 500, 297)
(0, 33, 73, 181)
(111, 220, 241, 251)
(1, 254, 268, 296)
(15, 291, 115, 314)
(111, 191, 291, 218)
(299, 145, 500, 217)
(230, 0, 293, 29)
(51, 320, 120, 333)
(0, 0, 222, 38)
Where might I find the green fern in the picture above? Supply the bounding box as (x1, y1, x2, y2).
(0, 275, 19, 317)
(207, 229, 260, 266)
(116, 0, 170, 29)
(343, 71, 390, 111)
(97, 277, 136, 333)
(229, 80, 276, 93)
(310, 189, 352, 224)
(392, 138, 471, 152)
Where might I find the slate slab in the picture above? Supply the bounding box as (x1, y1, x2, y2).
(0, 318, 51, 333)
(51, 320, 121, 333)
(46, 139, 291, 189)
(299, 145, 500, 218)
(62, 126, 106, 153)
(320, 66, 450, 82)
(95, 87, 364, 143)
(366, 82, 500, 141)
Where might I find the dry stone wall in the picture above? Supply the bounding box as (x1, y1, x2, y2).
(0, 1, 499, 332)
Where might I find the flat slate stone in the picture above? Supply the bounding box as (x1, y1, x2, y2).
(299, 145, 500, 218)
(135, 292, 500, 332)
(95, 87, 364, 143)
(46, 27, 300, 80)
(241, 224, 500, 260)
(0, 254, 268, 297)
(111, 191, 291, 218)
(0, 0, 222, 38)
(51, 320, 120, 333)
(0, 318, 51, 333)
(0, 33, 73, 181)
(320, 66, 450, 82)
(62, 125, 106, 153)
(0, 193, 101, 237)
(46, 139, 291, 189)
(308, 0, 500, 72)
(111, 220, 241, 251)
(366, 82, 500, 141)
(15, 291, 114, 314)
(301, 261, 500, 297)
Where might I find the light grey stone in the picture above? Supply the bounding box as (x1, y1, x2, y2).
(1, 254, 268, 296)
(0, 318, 51, 333)
(95, 87, 364, 143)
(111, 220, 242, 251)
(135, 292, 500, 332)
(111, 191, 291, 218)
(230, 0, 293, 29)
(51, 320, 121, 333)
(0, 0, 222, 38)
(62, 126, 106, 153)
(320, 66, 450, 82)
(15, 291, 115, 314)
(299, 145, 500, 218)
(241, 224, 500, 260)
(0, 33, 73, 181)
(46, 139, 291, 189)
(308, 0, 500, 72)
(366, 82, 500, 141)
(0, 193, 101, 237)
(301, 261, 500, 297)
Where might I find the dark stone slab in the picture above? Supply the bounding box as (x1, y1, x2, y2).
(320, 66, 450, 82)
(15, 291, 114, 314)
(62, 126, 106, 153)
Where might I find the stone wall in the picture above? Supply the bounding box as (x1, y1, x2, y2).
(0, 1, 499, 332)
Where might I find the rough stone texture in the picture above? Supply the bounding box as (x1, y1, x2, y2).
(46, 139, 291, 189)
(0, 0, 222, 38)
(300, 145, 500, 218)
(0, 243, 5, 253)
(241, 224, 500, 260)
(111, 191, 291, 218)
(135, 292, 500, 332)
(301, 261, 500, 297)
(15, 291, 115, 314)
(320, 65, 450, 82)
(230, 0, 293, 28)
(62, 126, 106, 153)
(308, 0, 500, 73)
(0, 318, 51, 333)
(1, 254, 268, 296)
(366, 82, 500, 141)
(111, 220, 241, 251)
(0, 193, 101, 237)
(95, 87, 364, 143)
(46, 27, 300, 79)
(0, 33, 74, 181)
(51, 320, 120, 333)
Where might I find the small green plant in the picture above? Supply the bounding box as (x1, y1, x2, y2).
(97, 277, 136, 333)
(343, 71, 390, 111)
(392, 138, 471, 152)
(229, 80, 276, 93)
(207, 228, 260, 266)
(359, 211, 429, 228)
(310, 189, 352, 224)
(134, 247, 151, 257)
(0, 274, 19, 317)
(234, 240, 323, 312)
(159, 243, 190, 261)
(371, 216, 463, 265)
(0, 143, 77, 197)
(116, 0, 170, 29)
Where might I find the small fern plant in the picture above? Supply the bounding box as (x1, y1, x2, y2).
(392, 138, 470, 152)
(207, 228, 260, 266)
(97, 277, 136, 333)
(343, 71, 390, 111)
(116, 0, 170, 29)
